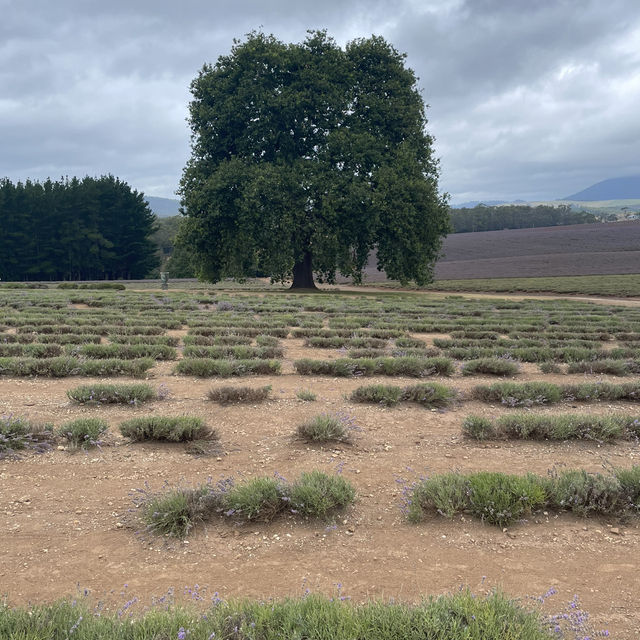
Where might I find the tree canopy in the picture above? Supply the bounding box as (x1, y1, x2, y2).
(178, 31, 450, 288)
(0, 175, 159, 281)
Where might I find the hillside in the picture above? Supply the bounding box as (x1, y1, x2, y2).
(145, 196, 180, 217)
(564, 175, 640, 201)
(352, 221, 640, 282)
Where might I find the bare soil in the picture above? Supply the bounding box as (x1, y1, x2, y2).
(2, 338, 640, 636)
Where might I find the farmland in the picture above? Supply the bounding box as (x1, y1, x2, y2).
(1, 285, 640, 637)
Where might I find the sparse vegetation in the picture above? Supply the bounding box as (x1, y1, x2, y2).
(296, 414, 352, 443)
(207, 385, 272, 404)
(119, 416, 217, 442)
(67, 383, 157, 404)
(56, 418, 109, 448)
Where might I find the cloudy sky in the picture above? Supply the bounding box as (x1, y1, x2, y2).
(2, 0, 639, 204)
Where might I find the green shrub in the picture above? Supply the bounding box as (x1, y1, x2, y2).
(175, 358, 281, 377)
(566, 360, 629, 376)
(142, 485, 218, 538)
(350, 384, 403, 407)
(296, 389, 317, 401)
(207, 385, 271, 404)
(71, 343, 176, 360)
(472, 381, 562, 406)
(467, 472, 546, 527)
(493, 414, 625, 441)
(0, 416, 54, 456)
(67, 383, 156, 404)
(119, 416, 216, 442)
(294, 357, 454, 378)
(288, 470, 356, 517)
(461, 358, 520, 377)
(562, 381, 640, 402)
(462, 416, 496, 440)
(408, 473, 470, 522)
(401, 383, 457, 408)
(548, 470, 622, 516)
(56, 418, 108, 448)
(539, 362, 562, 374)
(616, 466, 640, 512)
(223, 476, 286, 522)
(296, 414, 351, 443)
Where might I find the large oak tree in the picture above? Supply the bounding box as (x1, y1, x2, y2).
(178, 31, 449, 289)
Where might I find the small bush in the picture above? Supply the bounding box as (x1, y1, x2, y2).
(142, 485, 219, 538)
(296, 414, 352, 443)
(461, 358, 520, 377)
(119, 416, 216, 442)
(566, 360, 629, 376)
(0, 416, 54, 456)
(293, 356, 454, 378)
(462, 416, 496, 440)
(223, 476, 286, 522)
(548, 470, 622, 516)
(207, 385, 271, 404)
(401, 383, 457, 408)
(67, 383, 156, 404)
(175, 358, 281, 377)
(408, 472, 469, 522)
(562, 381, 640, 402)
(288, 470, 356, 517)
(350, 384, 403, 407)
(539, 362, 562, 374)
(296, 389, 317, 401)
(57, 418, 108, 448)
(467, 472, 546, 527)
(472, 381, 562, 407)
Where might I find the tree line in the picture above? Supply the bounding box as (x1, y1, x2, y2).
(449, 204, 597, 233)
(0, 176, 159, 281)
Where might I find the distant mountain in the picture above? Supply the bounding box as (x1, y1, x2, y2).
(451, 200, 509, 208)
(145, 196, 180, 218)
(564, 176, 640, 201)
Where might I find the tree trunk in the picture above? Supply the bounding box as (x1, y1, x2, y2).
(290, 251, 318, 290)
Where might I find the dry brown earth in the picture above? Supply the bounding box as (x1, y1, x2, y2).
(1, 335, 640, 636)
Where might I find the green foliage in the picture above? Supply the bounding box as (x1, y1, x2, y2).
(461, 358, 520, 377)
(288, 470, 356, 517)
(0, 356, 154, 377)
(67, 383, 156, 404)
(296, 389, 317, 401)
(409, 467, 640, 526)
(175, 358, 281, 377)
(178, 31, 449, 288)
(472, 382, 562, 406)
(119, 416, 216, 442)
(0, 590, 555, 640)
(566, 359, 630, 375)
(296, 414, 351, 443)
(207, 385, 272, 404)
(449, 203, 596, 234)
(350, 384, 403, 406)
(293, 356, 454, 377)
(224, 477, 285, 522)
(56, 418, 108, 448)
(0, 175, 159, 281)
(462, 416, 496, 440)
(0, 416, 54, 456)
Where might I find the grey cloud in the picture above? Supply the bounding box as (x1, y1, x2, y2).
(1, 0, 639, 201)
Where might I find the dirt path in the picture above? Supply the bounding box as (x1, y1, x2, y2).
(2, 355, 640, 636)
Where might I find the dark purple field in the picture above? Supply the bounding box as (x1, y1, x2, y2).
(357, 221, 640, 281)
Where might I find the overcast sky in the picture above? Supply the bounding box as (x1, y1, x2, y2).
(2, 0, 639, 204)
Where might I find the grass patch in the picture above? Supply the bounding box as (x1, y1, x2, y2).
(566, 360, 631, 376)
(207, 385, 271, 404)
(175, 358, 281, 377)
(461, 358, 520, 377)
(0, 590, 557, 640)
(0, 416, 54, 457)
(119, 416, 217, 442)
(350, 382, 457, 408)
(296, 389, 317, 401)
(56, 418, 109, 448)
(67, 383, 157, 404)
(294, 356, 454, 377)
(296, 414, 352, 443)
(463, 413, 637, 442)
(408, 467, 640, 526)
(472, 382, 562, 406)
(138, 471, 356, 536)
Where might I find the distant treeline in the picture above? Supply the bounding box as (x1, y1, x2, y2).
(449, 204, 597, 233)
(0, 176, 159, 281)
